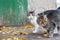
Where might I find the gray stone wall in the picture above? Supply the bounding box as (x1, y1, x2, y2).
(28, 0, 56, 15)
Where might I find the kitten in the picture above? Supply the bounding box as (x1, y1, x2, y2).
(27, 11, 45, 33)
(27, 11, 39, 33)
(38, 9, 60, 37)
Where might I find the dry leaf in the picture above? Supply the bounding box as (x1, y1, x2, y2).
(7, 37, 12, 40)
(2, 31, 7, 34)
(37, 36, 42, 39)
(25, 23, 34, 29)
(19, 31, 29, 35)
(19, 38, 27, 40)
(2, 26, 6, 31)
(43, 34, 49, 38)
(0, 27, 2, 30)
(14, 37, 18, 40)
(0, 38, 2, 40)
(2, 38, 6, 40)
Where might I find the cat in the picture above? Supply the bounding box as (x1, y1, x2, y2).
(27, 11, 46, 33)
(27, 9, 60, 37)
(37, 9, 60, 37)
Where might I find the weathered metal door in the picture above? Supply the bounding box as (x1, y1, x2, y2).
(0, 0, 28, 26)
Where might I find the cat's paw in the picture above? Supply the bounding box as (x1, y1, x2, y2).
(49, 34, 53, 37)
(33, 31, 38, 33)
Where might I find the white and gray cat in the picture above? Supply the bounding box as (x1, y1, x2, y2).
(27, 10, 60, 37)
(27, 11, 41, 33)
(38, 9, 60, 37)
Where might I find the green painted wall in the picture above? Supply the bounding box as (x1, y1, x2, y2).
(0, 0, 28, 26)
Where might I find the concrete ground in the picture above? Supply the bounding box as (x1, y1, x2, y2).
(0, 27, 60, 40)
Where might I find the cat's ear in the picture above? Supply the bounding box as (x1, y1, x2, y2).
(29, 11, 34, 14)
(57, 7, 60, 9)
(38, 13, 43, 16)
(29, 11, 35, 16)
(38, 13, 40, 16)
(27, 11, 34, 16)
